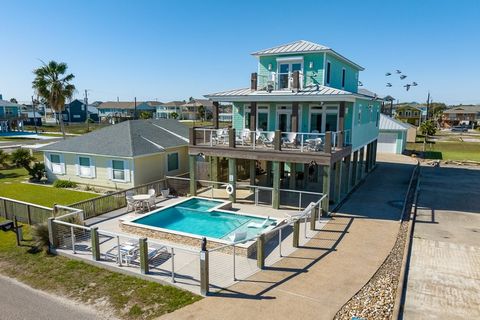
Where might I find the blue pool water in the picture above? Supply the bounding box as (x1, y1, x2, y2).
(133, 198, 275, 240)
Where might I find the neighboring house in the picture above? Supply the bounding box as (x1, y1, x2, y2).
(156, 101, 184, 119)
(57, 99, 100, 123)
(97, 101, 156, 123)
(189, 40, 382, 208)
(135, 101, 163, 118)
(0, 96, 24, 132)
(181, 99, 214, 120)
(394, 105, 426, 126)
(441, 105, 480, 127)
(40, 119, 189, 189)
(378, 114, 409, 154)
(23, 112, 43, 126)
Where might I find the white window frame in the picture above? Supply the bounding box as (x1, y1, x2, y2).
(308, 104, 340, 133)
(110, 159, 129, 182)
(275, 105, 292, 132)
(276, 57, 304, 90)
(167, 152, 180, 172)
(49, 153, 65, 175)
(76, 156, 95, 178)
(256, 105, 270, 131)
(243, 104, 251, 129)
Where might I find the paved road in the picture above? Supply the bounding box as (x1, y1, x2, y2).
(0, 275, 102, 320)
(160, 158, 416, 320)
(402, 164, 480, 319)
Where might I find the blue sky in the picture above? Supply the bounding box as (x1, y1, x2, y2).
(1, 0, 479, 105)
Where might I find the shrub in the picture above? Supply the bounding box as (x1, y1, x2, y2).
(10, 148, 34, 168)
(28, 162, 45, 181)
(31, 222, 51, 253)
(53, 179, 77, 188)
(0, 150, 9, 168)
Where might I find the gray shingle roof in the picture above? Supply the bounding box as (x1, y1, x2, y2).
(379, 114, 409, 131)
(39, 119, 189, 157)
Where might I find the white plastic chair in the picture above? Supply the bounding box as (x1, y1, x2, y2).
(247, 216, 271, 228)
(228, 231, 247, 243)
(282, 133, 297, 148)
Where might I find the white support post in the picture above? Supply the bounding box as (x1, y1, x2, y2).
(117, 236, 122, 266)
(298, 193, 302, 211)
(300, 134, 304, 152)
(279, 228, 282, 257)
(304, 215, 307, 239)
(255, 188, 259, 206)
(70, 226, 76, 254)
(233, 244, 236, 281)
(171, 247, 175, 283)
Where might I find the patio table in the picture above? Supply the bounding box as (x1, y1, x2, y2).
(132, 194, 151, 212)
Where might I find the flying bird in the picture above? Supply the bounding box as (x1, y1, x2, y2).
(386, 83, 392, 87)
(396, 69, 402, 74)
(404, 84, 411, 91)
(412, 82, 418, 86)
(400, 75, 407, 80)
(385, 72, 392, 76)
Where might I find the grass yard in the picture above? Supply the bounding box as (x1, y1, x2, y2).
(25, 123, 109, 135)
(0, 223, 201, 319)
(407, 141, 480, 162)
(0, 167, 97, 207)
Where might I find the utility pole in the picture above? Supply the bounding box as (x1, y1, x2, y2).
(31, 95, 38, 134)
(134, 97, 137, 120)
(426, 91, 431, 121)
(84, 89, 90, 132)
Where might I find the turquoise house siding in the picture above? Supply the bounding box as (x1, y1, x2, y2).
(325, 53, 358, 93)
(351, 98, 380, 150)
(233, 103, 244, 129)
(0, 106, 21, 119)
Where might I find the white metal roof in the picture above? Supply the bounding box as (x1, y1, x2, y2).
(251, 40, 364, 70)
(379, 114, 410, 131)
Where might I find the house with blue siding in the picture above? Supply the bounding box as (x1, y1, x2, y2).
(188, 40, 382, 210)
(0, 95, 24, 132)
(57, 99, 99, 123)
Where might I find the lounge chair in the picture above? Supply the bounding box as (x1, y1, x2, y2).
(228, 231, 247, 243)
(284, 202, 316, 220)
(105, 242, 139, 265)
(247, 216, 271, 228)
(261, 132, 275, 148)
(282, 133, 297, 148)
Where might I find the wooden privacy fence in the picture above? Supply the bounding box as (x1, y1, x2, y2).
(68, 178, 168, 220)
(0, 197, 52, 224)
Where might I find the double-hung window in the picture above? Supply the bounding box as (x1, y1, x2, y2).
(341, 68, 346, 88)
(167, 153, 179, 172)
(326, 61, 331, 85)
(112, 160, 125, 181)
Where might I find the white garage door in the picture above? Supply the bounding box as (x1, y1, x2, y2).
(377, 132, 398, 154)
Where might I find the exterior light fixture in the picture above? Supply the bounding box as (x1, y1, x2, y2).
(309, 61, 314, 69)
(268, 63, 272, 71)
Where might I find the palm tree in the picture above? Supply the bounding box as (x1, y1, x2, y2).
(32, 61, 76, 139)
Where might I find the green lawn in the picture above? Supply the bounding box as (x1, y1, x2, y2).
(0, 167, 97, 207)
(407, 141, 480, 162)
(0, 223, 201, 319)
(25, 123, 109, 135)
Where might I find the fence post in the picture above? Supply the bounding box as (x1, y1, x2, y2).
(139, 238, 149, 274)
(257, 233, 265, 269)
(91, 227, 100, 261)
(26, 205, 32, 225)
(310, 206, 317, 231)
(200, 237, 209, 296)
(70, 226, 76, 254)
(293, 220, 300, 248)
(47, 217, 58, 249)
(171, 247, 175, 283)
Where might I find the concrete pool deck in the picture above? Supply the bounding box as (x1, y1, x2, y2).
(159, 155, 416, 320)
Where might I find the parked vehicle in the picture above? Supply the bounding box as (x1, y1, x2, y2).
(451, 126, 468, 132)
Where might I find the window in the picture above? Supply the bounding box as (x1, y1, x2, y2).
(112, 160, 125, 181)
(257, 106, 269, 131)
(77, 156, 93, 177)
(326, 61, 331, 85)
(341, 68, 346, 88)
(358, 107, 362, 124)
(167, 153, 179, 172)
(244, 106, 251, 129)
(50, 154, 64, 174)
(5, 107, 15, 116)
(376, 111, 380, 127)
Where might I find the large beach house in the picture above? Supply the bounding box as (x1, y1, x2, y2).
(188, 40, 382, 212)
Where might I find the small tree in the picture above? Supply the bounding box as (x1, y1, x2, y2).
(0, 150, 9, 168)
(139, 111, 152, 119)
(171, 112, 179, 119)
(198, 105, 205, 121)
(10, 149, 34, 168)
(420, 120, 437, 136)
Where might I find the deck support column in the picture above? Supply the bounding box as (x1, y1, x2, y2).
(365, 143, 370, 173)
(351, 150, 358, 188)
(272, 161, 280, 209)
(228, 158, 237, 203)
(334, 160, 342, 204)
(266, 161, 272, 186)
(372, 140, 377, 167)
(210, 156, 220, 188)
(139, 238, 149, 274)
(189, 155, 197, 196)
(359, 147, 365, 180)
(91, 227, 100, 261)
(249, 160, 256, 187)
(322, 165, 330, 216)
(343, 155, 351, 195)
(289, 162, 296, 189)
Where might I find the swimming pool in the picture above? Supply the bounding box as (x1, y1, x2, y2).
(130, 198, 276, 240)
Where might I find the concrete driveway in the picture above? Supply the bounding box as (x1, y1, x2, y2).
(160, 158, 415, 320)
(402, 164, 480, 319)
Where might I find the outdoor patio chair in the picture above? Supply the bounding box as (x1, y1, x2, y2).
(105, 242, 139, 265)
(260, 132, 275, 148)
(147, 194, 156, 210)
(228, 231, 247, 243)
(148, 188, 156, 196)
(160, 188, 170, 199)
(126, 195, 140, 212)
(213, 128, 228, 145)
(282, 133, 297, 148)
(284, 202, 316, 221)
(247, 216, 271, 228)
(306, 138, 323, 152)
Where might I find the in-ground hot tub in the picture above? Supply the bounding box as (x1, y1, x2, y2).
(120, 197, 279, 256)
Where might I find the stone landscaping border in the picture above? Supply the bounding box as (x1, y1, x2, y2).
(333, 163, 420, 320)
